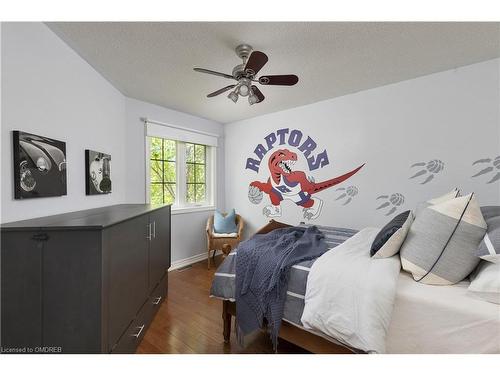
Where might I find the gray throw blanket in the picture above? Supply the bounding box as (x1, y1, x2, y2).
(235, 225, 328, 350)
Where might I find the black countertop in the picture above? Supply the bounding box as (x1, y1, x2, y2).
(1, 204, 171, 231)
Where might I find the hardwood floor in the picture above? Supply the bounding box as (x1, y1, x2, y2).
(136, 255, 309, 354)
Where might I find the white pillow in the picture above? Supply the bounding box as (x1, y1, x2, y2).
(468, 261, 500, 304)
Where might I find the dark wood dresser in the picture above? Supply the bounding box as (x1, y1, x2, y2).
(1, 204, 171, 354)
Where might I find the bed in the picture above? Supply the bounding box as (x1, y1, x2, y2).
(210, 220, 500, 354)
(386, 272, 500, 353)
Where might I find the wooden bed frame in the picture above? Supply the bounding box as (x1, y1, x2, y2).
(220, 219, 356, 354)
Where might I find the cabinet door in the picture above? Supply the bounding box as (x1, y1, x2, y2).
(107, 214, 149, 351)
(148, 207, 171, 291)
(42, 230, 101, 353)
(1, 230, 43, 350)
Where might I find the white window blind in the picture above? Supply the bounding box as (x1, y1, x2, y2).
(145, 119, 218, 147)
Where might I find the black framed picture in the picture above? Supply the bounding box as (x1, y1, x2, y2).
(85, 149, 112, 195)
(13, 131, 67, 199)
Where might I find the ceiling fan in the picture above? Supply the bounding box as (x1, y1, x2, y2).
(193, 44, 299, 105)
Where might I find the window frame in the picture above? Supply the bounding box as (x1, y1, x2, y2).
(149, 137, 177, 205)
(145, 137, 216, 214)
(184, 142, 208, 205)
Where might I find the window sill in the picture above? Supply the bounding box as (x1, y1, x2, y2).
(171, 205, 216, 215)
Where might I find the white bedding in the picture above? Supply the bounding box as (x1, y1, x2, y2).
(386, 272, 500, 353)
(301, 228, 401, 353)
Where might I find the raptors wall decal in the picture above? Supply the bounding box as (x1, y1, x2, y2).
(246, 128, 365, 220)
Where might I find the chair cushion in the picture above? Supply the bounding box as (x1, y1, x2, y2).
(212, 232, 238, 238)
(214, 209, 237, 234)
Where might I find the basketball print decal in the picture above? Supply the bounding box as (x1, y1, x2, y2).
(335, 186, 359, 205)
(471, 156, 500, 184)
(375, 193, 405, 216)
(409, 159, 445, 184)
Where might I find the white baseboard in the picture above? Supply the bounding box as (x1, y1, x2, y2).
(169, 250, 221, 271)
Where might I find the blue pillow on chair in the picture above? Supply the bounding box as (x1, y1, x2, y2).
(214, 209, 237, 234)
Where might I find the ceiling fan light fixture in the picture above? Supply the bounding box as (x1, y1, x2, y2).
(238, 84, 250, 96)
(248, 91, 259, 105)
(237, 78, 251, 96)
(227, 90, 239, 103)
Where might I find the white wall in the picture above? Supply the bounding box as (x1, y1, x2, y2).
(1, 23, 226, 265)
(1, 22, 127, 222)
(225, 59, 500, 236)
(125, 97, 225, 263)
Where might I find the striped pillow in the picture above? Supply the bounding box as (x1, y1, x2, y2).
(476, 207, 500, 263)
(400, 193, 487, 285)
(414, 188, 460, 217)
(427, 188, 461, 205)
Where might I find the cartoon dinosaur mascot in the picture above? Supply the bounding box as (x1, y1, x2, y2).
(248, 149, 364, 220)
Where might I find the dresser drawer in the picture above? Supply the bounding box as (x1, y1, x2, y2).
(111, 304, 149, 353)
(149, 274, 167, 317)
(111, 274, 166, 353)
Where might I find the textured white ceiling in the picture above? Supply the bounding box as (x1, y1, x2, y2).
(47, 22, 500, 124)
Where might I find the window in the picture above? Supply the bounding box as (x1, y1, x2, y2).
(185, 143, 206, 204)
(148, 137, 214, 210)
(149, 138, 176, 205)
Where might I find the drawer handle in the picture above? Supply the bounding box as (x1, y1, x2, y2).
(131, 324, 145, 339)
(32, 233, 49, 242)
(153, 296, 162, 305)
(146, 223, 152, 240)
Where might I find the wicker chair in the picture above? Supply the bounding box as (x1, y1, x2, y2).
(206, 213, 244, 269)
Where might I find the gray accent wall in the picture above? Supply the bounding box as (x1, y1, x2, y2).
(224, 59, 500, 235)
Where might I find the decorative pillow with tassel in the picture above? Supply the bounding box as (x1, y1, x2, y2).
(400, 193, 486, 285)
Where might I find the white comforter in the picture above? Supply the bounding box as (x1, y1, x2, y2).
(301, 227, 401, 353)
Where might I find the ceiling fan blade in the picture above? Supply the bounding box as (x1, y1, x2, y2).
(244, 51, 268, 75)
(193, 68, 235, 80)
(207, 85, 236, 98)
(259, 74, 299, 86)
(251, 85, 265, 103)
